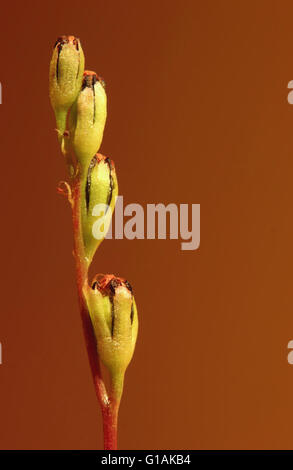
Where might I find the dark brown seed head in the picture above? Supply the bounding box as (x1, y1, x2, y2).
(82, 71, 105, 90)
(54, 35, 79, 50)
(91, 274, 133, 296)
(82, 71, 98, 90)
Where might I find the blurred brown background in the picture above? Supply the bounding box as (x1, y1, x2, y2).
(0, 0, 293, 450)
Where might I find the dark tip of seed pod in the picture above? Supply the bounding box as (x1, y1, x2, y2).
(72, 37, 79, 50)
(54, 35, 79, 50)
(91, 274, 132, 300)
(109, 278, 122, 294)
(124, 280, 133, 293)
(54, 36, 64, 49)
(82, 71, 98, 90)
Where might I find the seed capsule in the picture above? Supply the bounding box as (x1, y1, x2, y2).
(49, 36, 85, 141)
(86, 274, 138, 398)
(68, 71, 107, 172)
(81, 154, 118, 264)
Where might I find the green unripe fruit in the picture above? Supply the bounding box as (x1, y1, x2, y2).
(81, 153, 118, 265)
(86, 274, 138, 399)
(49, 36, 85, 142)
(68, 71, 107, 172)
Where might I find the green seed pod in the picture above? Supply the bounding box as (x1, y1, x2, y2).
(68, 71, 107, 172)
(81, 153, 118, 265)
(49, 36, 85, 140)
(86, 274, 138, 399)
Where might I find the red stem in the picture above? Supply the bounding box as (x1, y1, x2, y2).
(71, 176, 118, 449)
(102, 401, 119, 450)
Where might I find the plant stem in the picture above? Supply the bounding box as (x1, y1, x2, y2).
(102, 400, 120, 450)
(72, 175, 119, 449)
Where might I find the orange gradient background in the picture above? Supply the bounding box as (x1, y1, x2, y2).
(1, 0, 293, 450)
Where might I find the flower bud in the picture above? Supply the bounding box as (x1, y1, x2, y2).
(68, 71, 107, 172)
(86, 274, 138, 397)
(49, 36, 85, 139)
(81, 154, 118, 264)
